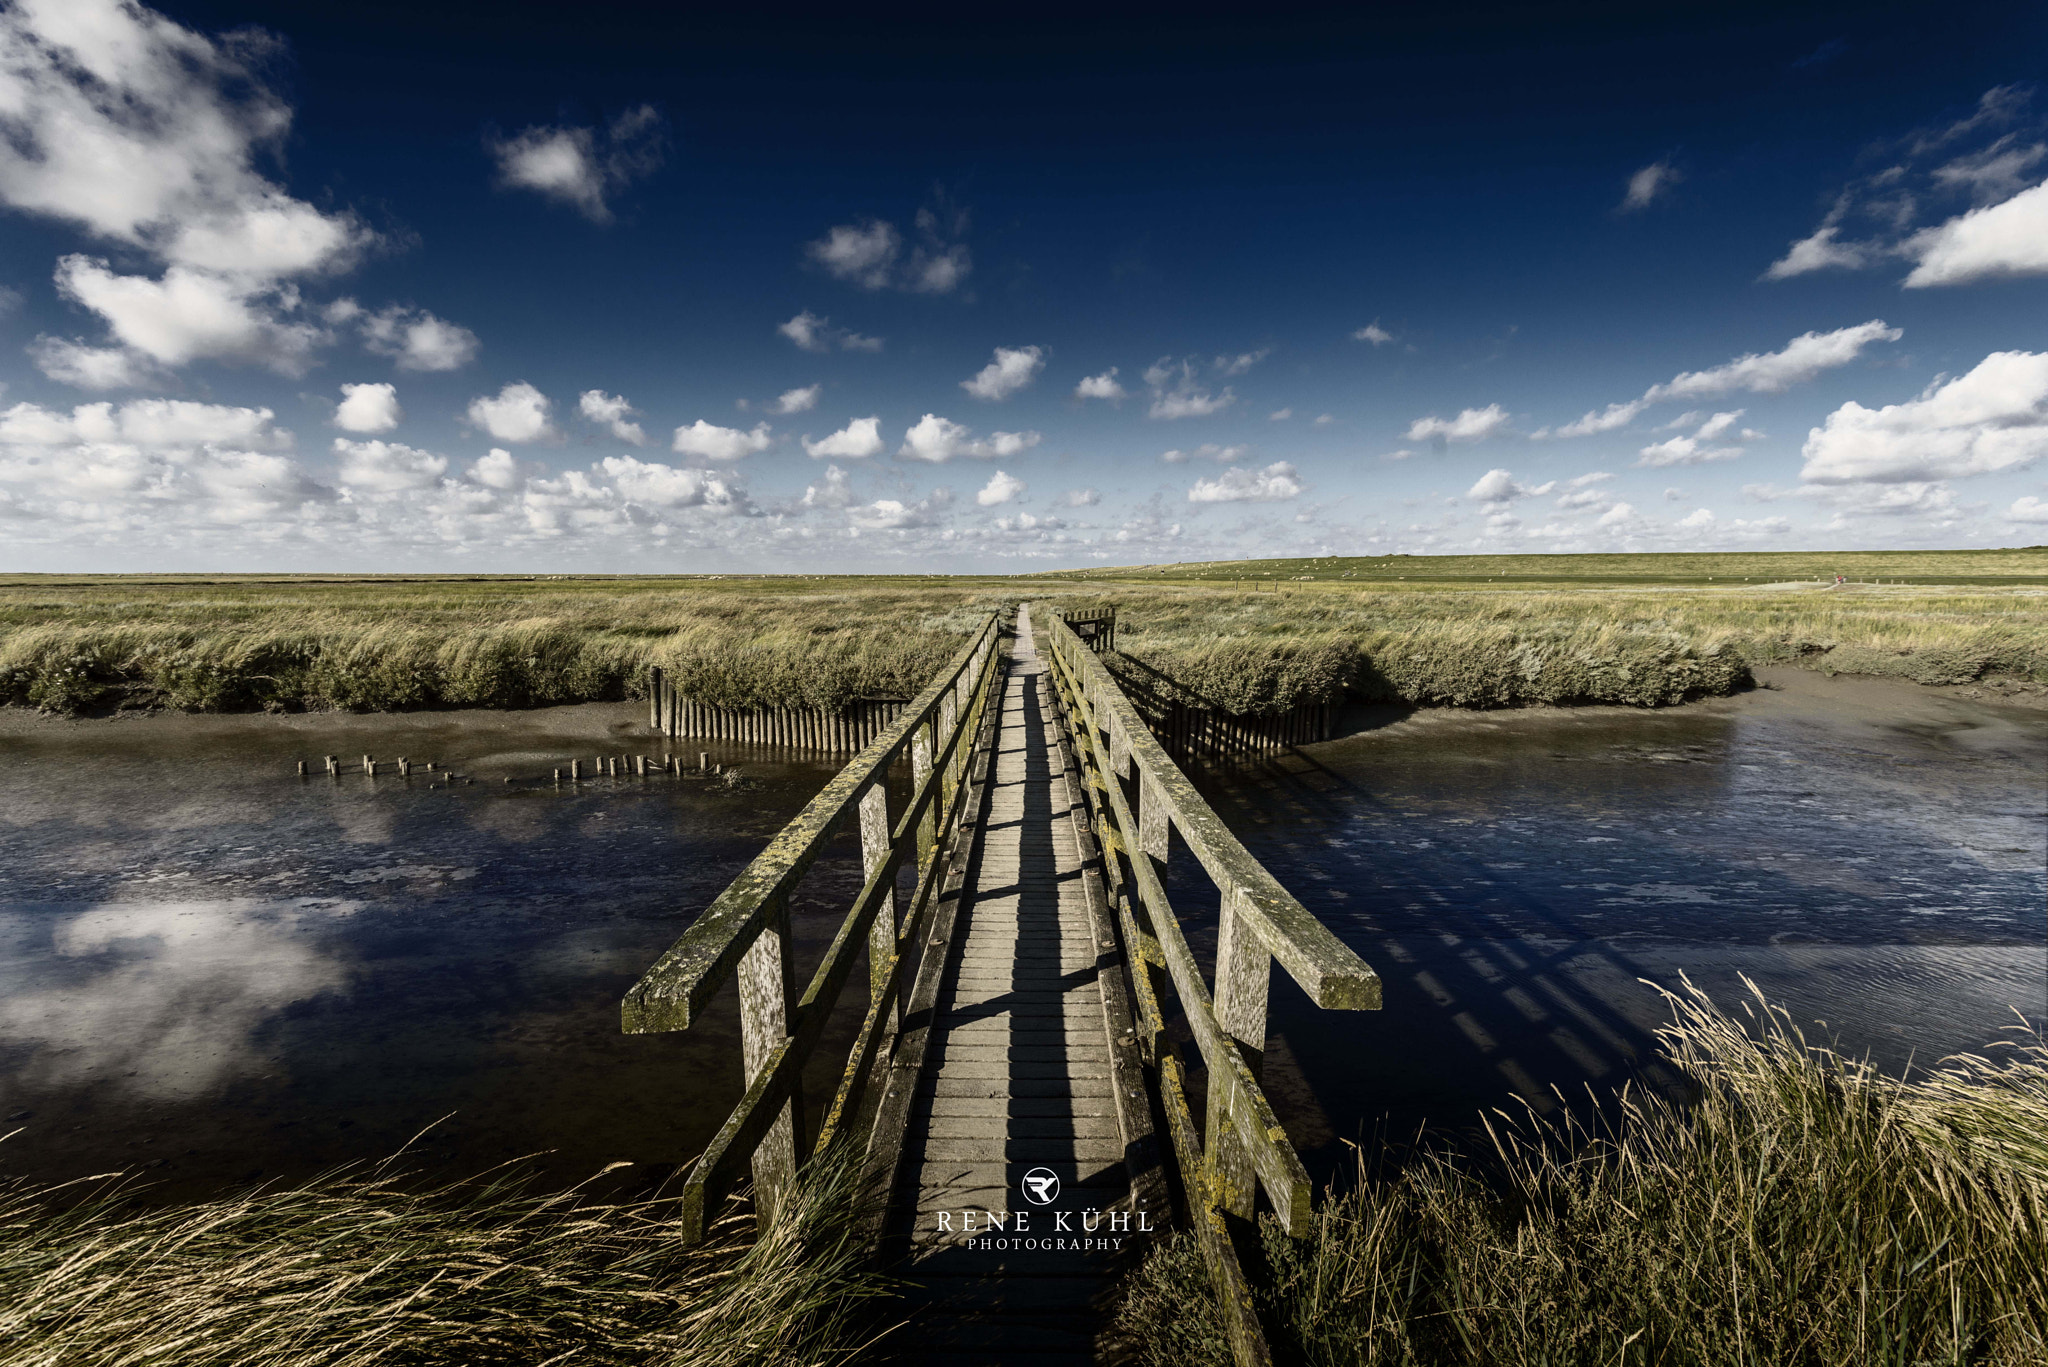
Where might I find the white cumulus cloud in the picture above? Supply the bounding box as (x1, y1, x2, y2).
(776, 310, 882, 353)
(488, 105, 665, 223)
(977, 470, 1026, 506)
(333, 438, 446, 494)
(1406, 403, 1511, 443)
(1466, 468, 1556, 502)
(357, 305, 480, 373)
(899, 413, 1041, 462)
(802, 416, 884, 460)
(469, 448, 520, 489)
(962, 346, 1046, 401)
(671, 419, 773, 462)
(577, 390, 646, 445)
(1187, 462, 1301, 503)
(1904, 180, 2048, 286)
(772, 384, 822, 415)
(334, 382, 401, 434)
(1799, 350, 2048, 483)
(466, 382, 556, 444)
(1143, 358, 1234, 419)
(1352, 322, 1394, 345)
(1075, 368, 1127, 400)
(599, 455, 749, 511)
(806, 206, 971, 294)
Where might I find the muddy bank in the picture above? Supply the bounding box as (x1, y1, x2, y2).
(1323, 663, 2048, 743)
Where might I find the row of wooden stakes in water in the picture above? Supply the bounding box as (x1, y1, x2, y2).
(291, 752, 738, 783)
(550, 753, 736, 782)
(296, 754, 445, 777)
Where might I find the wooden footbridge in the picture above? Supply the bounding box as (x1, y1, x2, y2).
(623, 605, 1380, 1365)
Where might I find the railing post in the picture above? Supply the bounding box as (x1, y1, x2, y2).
(1137, 769, 1169, 874)
(938, 690, 960, 812)
(1206, 884, 1271, 1222)
(912, 719, 937, 870)
(737, 890, 802, 1222)
(859, 780, 900, 1031)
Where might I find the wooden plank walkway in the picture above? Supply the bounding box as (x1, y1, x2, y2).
(882, 606, 1161, 1365)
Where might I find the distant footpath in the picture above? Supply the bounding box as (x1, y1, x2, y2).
(1, 549, 2041, 718)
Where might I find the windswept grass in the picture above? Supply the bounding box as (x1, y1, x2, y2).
(0, 577, 1000, 716)
(1113, 982, 2048, 1367)
(1, 564, 2040, 717)
(0, 1147, 893, 1367)
(1100, 583, 2045, 712)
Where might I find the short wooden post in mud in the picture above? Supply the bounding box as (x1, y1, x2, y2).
(649, 667, 664, 731)
(737, 890, 802, 1222)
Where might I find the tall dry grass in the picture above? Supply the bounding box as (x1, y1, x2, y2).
(0, 1148, 894, 1367)
(0, 579, 1001, 715)
(1103, 585, 2045, 712)
(1, 574, 2039, 717)
(1113, 981, 2048, 1367)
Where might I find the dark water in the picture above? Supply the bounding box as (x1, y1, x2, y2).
(1173, 670, 2048, 1182)
(0, 703, 885, 1200)
(2, 673, 2042, 1203)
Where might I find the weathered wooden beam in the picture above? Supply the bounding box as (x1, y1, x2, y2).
(1207, 885, 1272, 1223)
(1160, 1051, 1273, 1367)
(736, 891, 800, 1222)
(858, 783, 898, 1032)
(1036, 610, 1380, 1012)
(677, 1036, 799, 1241)
(621, 617, 997, 1034)
(1044, 629, 1314, 1231)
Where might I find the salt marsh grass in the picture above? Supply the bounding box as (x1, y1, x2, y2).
(1113, 982, 2048, 1367)
(0, 1147, 891, 1367)
(0, 576, 999, 715)
(1101, 583, 2046, 711)
(0, 561, 2040, 717)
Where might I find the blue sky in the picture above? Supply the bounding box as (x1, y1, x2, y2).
(1, 0, 2046, 571)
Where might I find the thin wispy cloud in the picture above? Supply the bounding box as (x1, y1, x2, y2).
(488, 105, 666, 223)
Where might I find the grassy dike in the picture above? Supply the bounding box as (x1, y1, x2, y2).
(1112, 984, 2048, 1367)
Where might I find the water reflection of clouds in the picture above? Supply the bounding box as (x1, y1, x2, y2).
(0, 899, 354, 1101)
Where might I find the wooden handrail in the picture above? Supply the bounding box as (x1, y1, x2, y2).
(1036, 604, 1380, 1367)
(1039, 610, 1379, 1010)
(621, 611, 1009, 1235)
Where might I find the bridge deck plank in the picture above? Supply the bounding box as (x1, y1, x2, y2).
(882, 606, 1153, 1365)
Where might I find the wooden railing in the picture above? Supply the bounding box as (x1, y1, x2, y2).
(1058, 604, 1117, 652)
(1038, 605, 1381, 1367)
(621, 612, 1010, 1237)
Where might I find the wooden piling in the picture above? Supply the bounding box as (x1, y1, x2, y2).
(570, 759, 583, 780)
